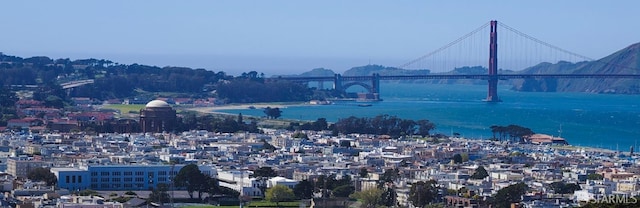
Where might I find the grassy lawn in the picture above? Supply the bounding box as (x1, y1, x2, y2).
(246, 201, 300, 207)
(102, 104, 146, 114)
(179, 201, 300, 208)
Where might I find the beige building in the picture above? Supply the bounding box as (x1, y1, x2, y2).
(7, 158, 44, 179)
(24, 145, 41, 155)
(617, 181, 639, 192)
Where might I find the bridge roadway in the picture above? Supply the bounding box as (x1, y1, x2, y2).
(60, 79, 95, 89)
(273, 73, 640, 102)
(273, 74, 640, 82)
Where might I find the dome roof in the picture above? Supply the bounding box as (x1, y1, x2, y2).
(145, 100, 171, 108)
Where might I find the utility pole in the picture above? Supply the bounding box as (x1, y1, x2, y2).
(239, 159, 246, 208)
(170, 163, 175, 208)
(323, 177, 327, 208)
(240, 169, 243, 208)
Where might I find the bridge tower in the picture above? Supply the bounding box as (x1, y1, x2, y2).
(372, 73, 380, 94)
(486, 20, 501, 102)
(333, 74, 343, 92)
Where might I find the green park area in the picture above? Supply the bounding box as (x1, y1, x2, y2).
(102, 104, 146, 114)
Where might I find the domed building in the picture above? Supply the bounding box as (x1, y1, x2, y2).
(139, 100, 177, 133)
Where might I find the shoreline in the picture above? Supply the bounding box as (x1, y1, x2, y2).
(449, 137, 617, 154)
(185, 103, 621, 154)
(186, 102, 306, 115)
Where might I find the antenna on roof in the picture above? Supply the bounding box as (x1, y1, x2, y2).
(557, 124, 562, 138)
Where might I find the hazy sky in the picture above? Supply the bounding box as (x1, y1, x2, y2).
(1, 1, 638, 75)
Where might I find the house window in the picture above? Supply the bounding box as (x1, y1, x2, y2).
(101, 172, 109, 176)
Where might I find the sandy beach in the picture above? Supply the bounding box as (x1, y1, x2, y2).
(186, 102, 306, 114)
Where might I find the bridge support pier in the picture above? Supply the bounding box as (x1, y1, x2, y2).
(486, 20, 501, 102)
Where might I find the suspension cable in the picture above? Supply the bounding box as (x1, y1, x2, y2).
(497, 22, 594, 61)
(398, 21, 491, 69)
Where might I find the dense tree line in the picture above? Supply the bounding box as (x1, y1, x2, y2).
(488, 182, 528, 208)
(216, 78, 313, 103)
(290, 174, 355, 200)
(408, 180, 439, 208)
(548, 181, 581, 195)
(587, 173, 604, 180)
(175, 112, 259, 133)
(263, 107, 283, 119)
(0, 87, 18, 126)
(332, 114, 436, 138)
(27, 167, 58, 186)
(0, 55, 68, 86)
(490, 124, 535, 142)
(350, 169, 441, 208)
(1, 53, 317, 103)
(287, 118, 329, 131)
(75, 112, 260, 134)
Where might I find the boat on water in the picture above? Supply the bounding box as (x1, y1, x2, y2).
(309, 100, 333, 105)
(357, 104, 372, 107)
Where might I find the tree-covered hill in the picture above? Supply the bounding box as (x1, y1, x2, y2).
(0, 53, 315, 103)
(286, 42, 640, 94)
(511, 42, 640, 93)
(343, 64, 430, 76)
(273, 68, 336, 77)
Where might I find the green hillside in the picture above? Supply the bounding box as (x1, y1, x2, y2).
(512, 42, 640, 93)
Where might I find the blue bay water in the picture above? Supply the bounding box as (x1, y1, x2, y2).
(219, 83, 640, 151)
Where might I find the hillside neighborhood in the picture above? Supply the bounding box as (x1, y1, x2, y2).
(0, 96, 637, 208)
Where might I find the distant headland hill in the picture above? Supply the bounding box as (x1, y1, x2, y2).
(279, 42, 640, 94)
(1, 41, 639, 101)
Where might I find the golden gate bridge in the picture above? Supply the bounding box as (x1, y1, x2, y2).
(273, 20, 640, 102)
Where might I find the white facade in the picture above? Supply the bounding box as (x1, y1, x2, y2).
(217, 170, 263, 197)
(267, 176, 298, 189)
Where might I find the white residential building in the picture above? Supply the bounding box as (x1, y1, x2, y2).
(217, 170, 263, 197)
